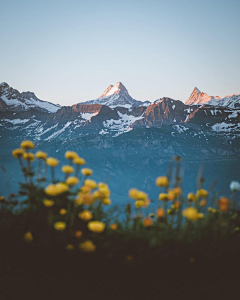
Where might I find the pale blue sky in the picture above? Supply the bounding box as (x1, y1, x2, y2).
(0, 0, 239, 105)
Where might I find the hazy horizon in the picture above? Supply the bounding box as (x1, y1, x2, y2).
(1, 0, 240, 106)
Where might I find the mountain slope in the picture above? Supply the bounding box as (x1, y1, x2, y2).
(0, 82, 61, 113)
(81, 82, 151, 108)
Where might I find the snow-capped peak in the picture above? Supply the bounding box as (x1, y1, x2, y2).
(186, 86, 240, 109)
(80, 82, 151, 109)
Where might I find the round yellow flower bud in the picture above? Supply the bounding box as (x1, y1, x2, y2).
(79, 240, 96, 252)
(84, 179, 97, 189)
(187, 193, 197, 202)
(45, 184, 59, 196)
(102, 198, 111, 205)
(99, 186, 110, 198)
(135, 200, 146, 208)
(23, 153, 35, 162)
(59, 208, 67, 215)
(65, 151, 78, 160)
(56, 182, 69, 194)
(78, 210, 93, 222)
(129, 188, 139, 199)
(73, 157, 86, 165)
(158, 193, 168, 201)
(76, 193, 94, 205)
(21, 140, 34, 150)
(54, 222, 66, 231)
(198, 213, 204, 219)
(110, 224, 118, 230)
(92, 190, 105, 200)
(88, 221, 105, 233)
(81, 168, 92, 176)
(200, 199, 207, 207)
(167, 190, 176, 201)
(62, 165, 74, 174)
(173, 187, 182, 197)
(12, 148, 24, 158)
(156, 176, 169, 187)
(75, 230, 83, 238)
(43, 199, 54, 207)
(65, 176, 79, 186)
(143, 217, 153, 227)
(35, 151, 47, 160)
(24, 232, 33, 243)
(196, 189, 208, 198)
(182, 207, 199, 221)
(46, 157, 59, 167)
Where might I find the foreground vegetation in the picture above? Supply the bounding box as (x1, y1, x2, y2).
(1, 140, 240, 265)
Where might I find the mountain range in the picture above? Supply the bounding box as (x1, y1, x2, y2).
(0, 81, 240, 140)
(1, 81, 240, 201)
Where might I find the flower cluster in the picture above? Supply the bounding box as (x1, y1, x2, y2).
(6, 144, 240, 260)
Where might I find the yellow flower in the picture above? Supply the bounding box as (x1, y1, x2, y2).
(62, 165, 74, 174)
(143, 217, 153, 227)
(65, 176, 79, 186)
(81, 168, 93, 176)
(110, 224, 118, 230)
(88, 221, 105, 233)
(54, 222, 66, 231)
(158, 193, 168, 201)
(175, 200, 181, 210)
(46, 157, 59, 167)
(129, 188, 139, 199)
(56, 182, 69, 193)
(102, 198, 111, 205)
(200, 199, 207, 207)
(45, 184, 59, 196)
(187, 193, 197, 202)
(84, 179, 97, 189)
(92, 190, 105, 200)
(12, 148, 24, 158)
(208, 207, 217, 213)
(79, 240, 96, 252)
(173, 187, 182, 197)
(59, 208, 67, 215)
(156, 176, 169, 187)
(35, 151, 47, 160)
(135, 200, 146, 208)
(75, 230, 83, 238)
(157, 208, 165, 218)
(65, 151, 78, 160)
(183, 207, 199, 221)
(128, 188, 148, 200)
(75, 193, 94, 205)
(99, 186, 110, 197)
(73, 157, 86, 165)
(23, 153, 35, 162)
(24, 232, 33, 243)
(167, 190, 176, 201)
(43, 199, 54, 207)
(21, 140, 35, 150)
(196, 189, 208, 198)
(66, 244, 74, 250)
(80, 186, 91, 194)
(78, 210, 93, 221)
(198, 213, 204, 219)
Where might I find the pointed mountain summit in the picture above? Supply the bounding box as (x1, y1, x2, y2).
(186, 87, 240, 108)
(81, 82, 151, 109)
